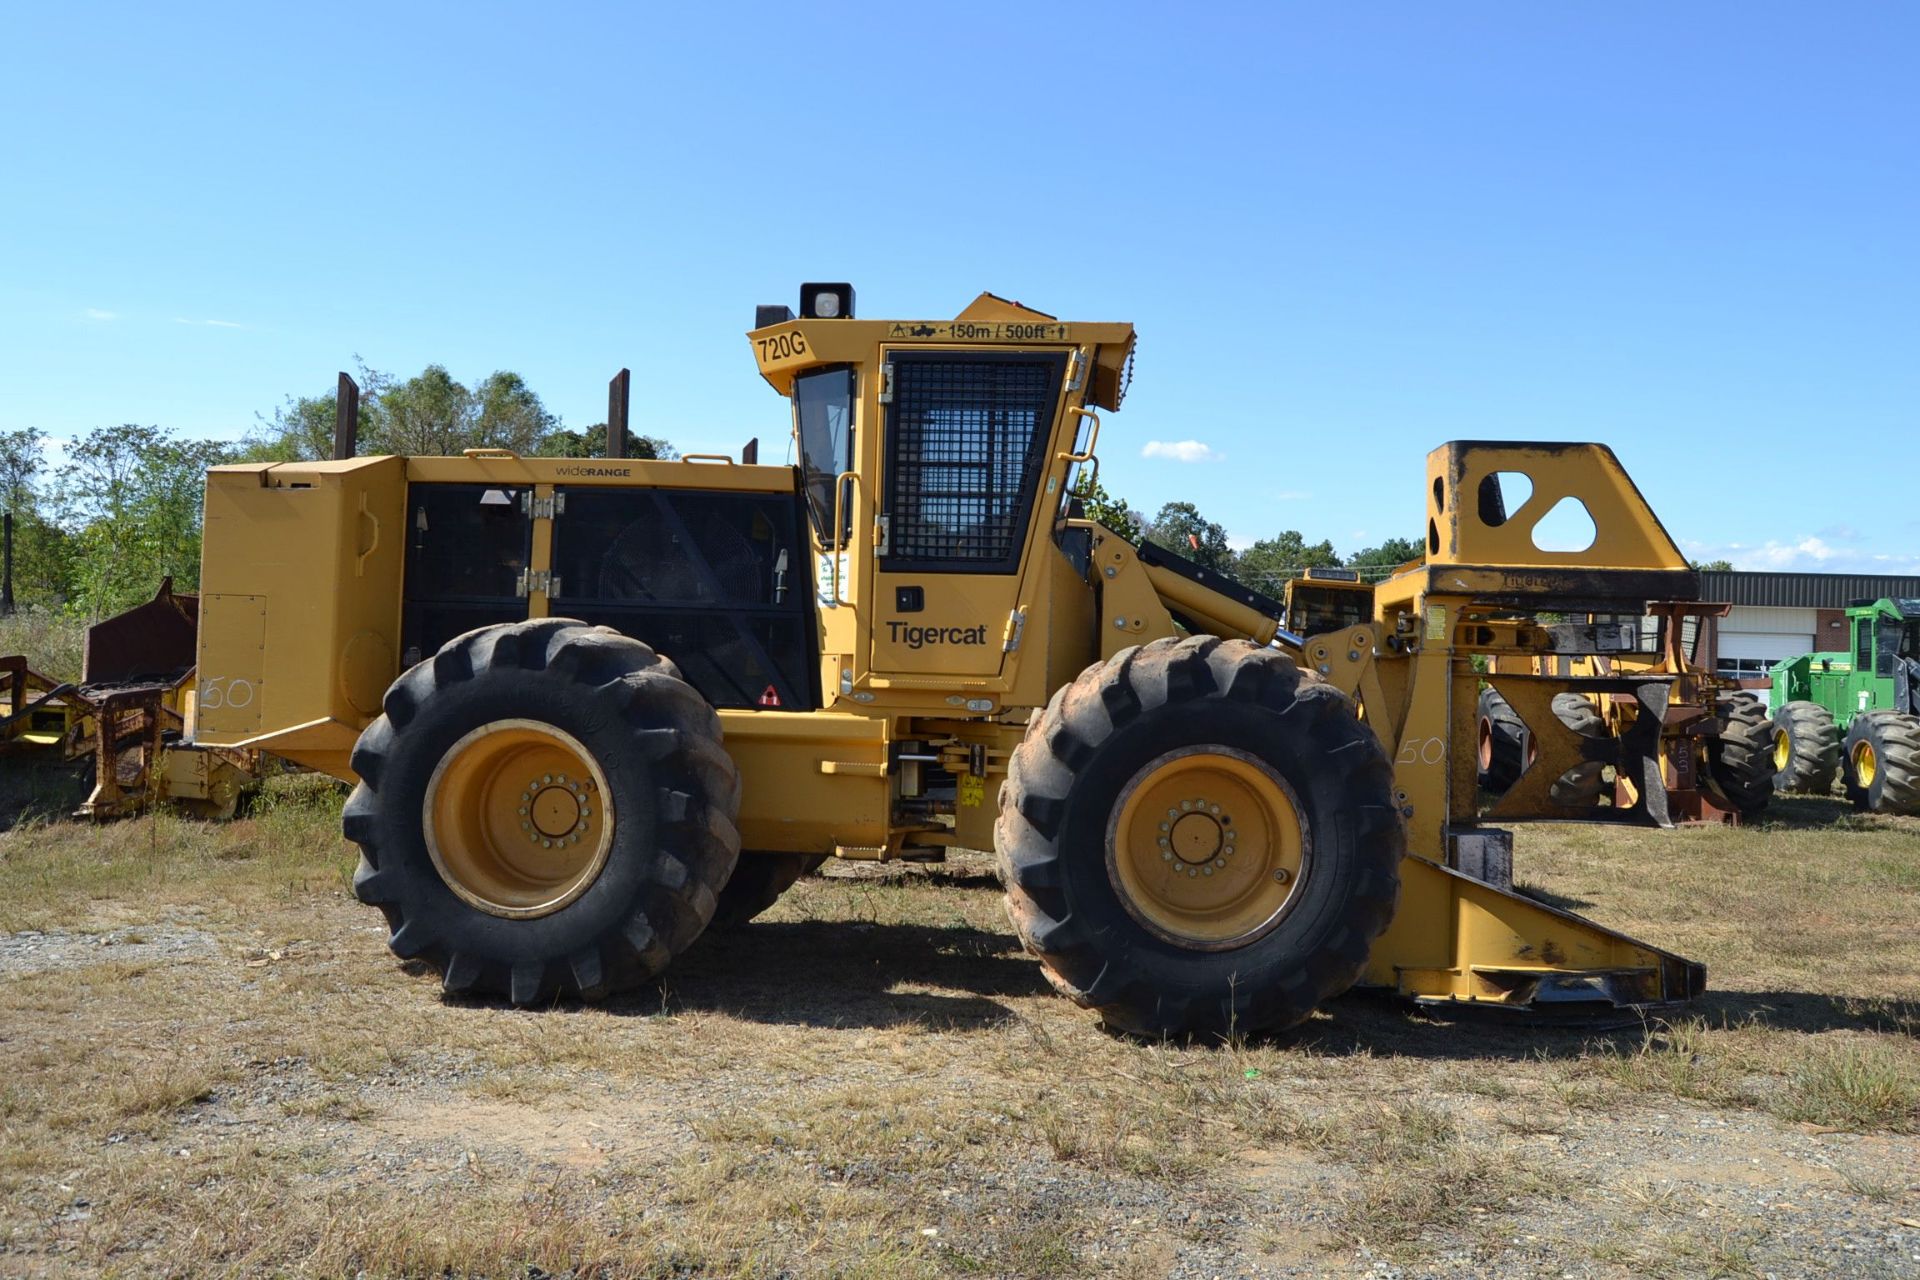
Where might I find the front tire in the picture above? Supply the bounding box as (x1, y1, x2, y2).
(1842, 712, 1920, 815)
(345, 619, 741, 1005)
(996, 636, 1403, 1038)
(1771, 700, 1839, 794)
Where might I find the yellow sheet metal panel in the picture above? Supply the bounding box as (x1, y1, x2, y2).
(1365, 856, 1701, 1006)
(403, 455, 796, 492)
(195, 456, 406, 751)
(1425, 441, 1689, 572)
(722, 709, 891, 854)
(194, 594, 265, 737)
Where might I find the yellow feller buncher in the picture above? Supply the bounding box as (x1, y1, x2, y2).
(189, 286, 1709, 1035)
(1475, 600, 1775, 824)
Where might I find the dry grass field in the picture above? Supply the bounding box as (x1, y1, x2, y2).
(0, 758, 1917, 1278)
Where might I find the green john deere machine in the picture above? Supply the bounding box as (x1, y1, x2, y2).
(1769, 597, 1920, 814)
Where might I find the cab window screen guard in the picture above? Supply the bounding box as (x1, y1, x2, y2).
(881, 351, 1068, 574)
(1876, 618, 1900, 677)
(794, 366, 855, 542)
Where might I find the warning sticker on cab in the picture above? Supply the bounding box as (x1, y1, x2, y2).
(886, 321, 1070, 342)
(958, 773, 986, 808)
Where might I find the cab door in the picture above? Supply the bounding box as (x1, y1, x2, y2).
(868, 349, 1069, 680)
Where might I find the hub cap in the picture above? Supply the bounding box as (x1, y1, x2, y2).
(424, 719, 615, 918)
(1855, 740, 1878, 788)
(1106, 747, 1309, 950)
(1773, 728, 1791, 772)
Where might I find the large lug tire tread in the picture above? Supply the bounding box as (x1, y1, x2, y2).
(1843, 711, 1920, 815)
(345, 618, 741, 1005)
(995, 635, 1404, 1038)
(1478, 689, 1606, 805)
(1477, 688, 1526, 792)
(1703, 693, 1772, 817)
(1771, 700, 1840, 794)
(710, 852, 828, 926)
(1546, 693, 1608, 807)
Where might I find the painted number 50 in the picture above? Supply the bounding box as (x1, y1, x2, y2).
(1396, 735, 1446, 767)
(200, 677, 255, 710)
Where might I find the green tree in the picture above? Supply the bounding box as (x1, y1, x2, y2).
(1146, 500, 1234, 573)
(246, 391, 339, 462)
(1347, 535, 1425, 579)
(247, 363, 562, 460)
(57, 425, 233, 615)
(1234, 531, 1339, 589)
(1067, 472, 1144, 541)
(0, 428, 38, 516)
(1690, 558, 1734, 572)
(537, 423, 677, 461)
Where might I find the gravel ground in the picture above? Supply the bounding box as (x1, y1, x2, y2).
(0, 795, 1916, 1277)
(0, 924, 218, 977)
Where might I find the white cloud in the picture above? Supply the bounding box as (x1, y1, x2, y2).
(1227, 532, 1256, 552)
(1274, 489, 1312, 501)
(173, 317, 245, 329)
(1141, 439, 1222, 463)
(83, 308, 117, 321)
(1684, 535, 1920, 575)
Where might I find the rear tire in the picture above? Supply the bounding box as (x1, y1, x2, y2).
(1771, 700, 1839, 794)
(711, 852, 827, 926)
(996, 635, 1403, 1038)
(1702, 693, 1771, 817)
(345, 619, 741, 1005)
(1842, 711, 1920, 815)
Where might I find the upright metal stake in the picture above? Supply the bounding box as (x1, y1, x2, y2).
(607, 368, 631, 459)
(334, 373, 360, 460)
(2, 510, 13, 615)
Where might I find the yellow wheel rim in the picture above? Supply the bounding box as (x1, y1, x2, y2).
(1773, 729, 1791, 771)
(424, 719, 615, 919)
(1855, 740, 1878, 788)
(1106, 747, 1308, 950)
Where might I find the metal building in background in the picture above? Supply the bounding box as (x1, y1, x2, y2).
(1699, 571, 1920, 693)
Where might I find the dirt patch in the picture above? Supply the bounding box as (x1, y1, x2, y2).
(364, 1091, 680, 1171)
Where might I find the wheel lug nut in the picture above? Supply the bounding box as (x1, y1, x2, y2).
(1273, 869, 1290, 884)
(1162, 851, 1173, 861)
(1203, 866, 1213, 876)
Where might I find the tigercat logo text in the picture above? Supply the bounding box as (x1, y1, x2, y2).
(554, 465, 633, 477)
(888, 621, 989, 650)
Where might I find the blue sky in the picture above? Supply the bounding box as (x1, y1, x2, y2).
(3, 4, 1915, 571)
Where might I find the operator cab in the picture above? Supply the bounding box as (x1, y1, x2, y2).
(749, 285, 1136, 704)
